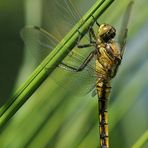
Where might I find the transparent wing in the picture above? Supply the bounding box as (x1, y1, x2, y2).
(21, 0, 91, 64)
(54, 50, 98, 96)
(21, 25, 98, 95)
(20, 26, 59, 64)
(55, 0, 82, 25)
(44, 0, 91, 40)
(118, 1, 134, 56)
(51, 0, 98, 95)
(21, 0, 99, 96)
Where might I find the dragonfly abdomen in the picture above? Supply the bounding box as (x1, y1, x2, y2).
(96, 81, 111, 148)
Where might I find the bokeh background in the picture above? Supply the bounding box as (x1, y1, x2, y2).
(0, 0, 148, 148)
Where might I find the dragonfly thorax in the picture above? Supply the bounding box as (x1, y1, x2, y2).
(96, 38, 122, 80)
(98, 24, 116, 43)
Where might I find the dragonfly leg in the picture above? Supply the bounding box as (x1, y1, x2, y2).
(91, 14, 100, 26)
(76, 24, 96, 48)
(60, 50, 96, 72)
(76, 30, 93, 48)
(89, 25, 96, 43)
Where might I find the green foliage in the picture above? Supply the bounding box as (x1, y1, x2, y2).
(0, 0, 148, 148)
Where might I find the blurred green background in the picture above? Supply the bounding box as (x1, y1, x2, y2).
(0, 0, 148, 148)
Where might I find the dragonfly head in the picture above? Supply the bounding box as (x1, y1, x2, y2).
(98, 24, 116, 42)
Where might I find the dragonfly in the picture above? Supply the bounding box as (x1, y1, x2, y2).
(21, 0, 133, 147)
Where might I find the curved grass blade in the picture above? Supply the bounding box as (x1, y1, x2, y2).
(132, 130, 148, 148)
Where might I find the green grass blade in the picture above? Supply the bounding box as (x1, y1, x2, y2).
(132, 130, 148, 148)
(0, 0, 114, 129)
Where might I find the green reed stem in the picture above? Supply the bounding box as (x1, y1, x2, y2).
(132, 130, 148, 148)
(0, 0, 114, 129)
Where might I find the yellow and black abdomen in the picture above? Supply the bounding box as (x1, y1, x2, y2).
(96, 81, 111, 148)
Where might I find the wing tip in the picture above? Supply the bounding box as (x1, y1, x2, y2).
(33, 25, 41, 31)
(129, 1, 134, 6)
(127, 1, 134, 12)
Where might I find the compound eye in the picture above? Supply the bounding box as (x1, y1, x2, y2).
(110, 32, 115, 38)
(103, 26, 108, 32)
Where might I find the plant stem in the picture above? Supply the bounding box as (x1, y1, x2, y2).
(132, 130, 148, 148)
(0, 0, 114, 129)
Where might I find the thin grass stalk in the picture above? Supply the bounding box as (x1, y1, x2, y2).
(132, 130, 148, 148)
